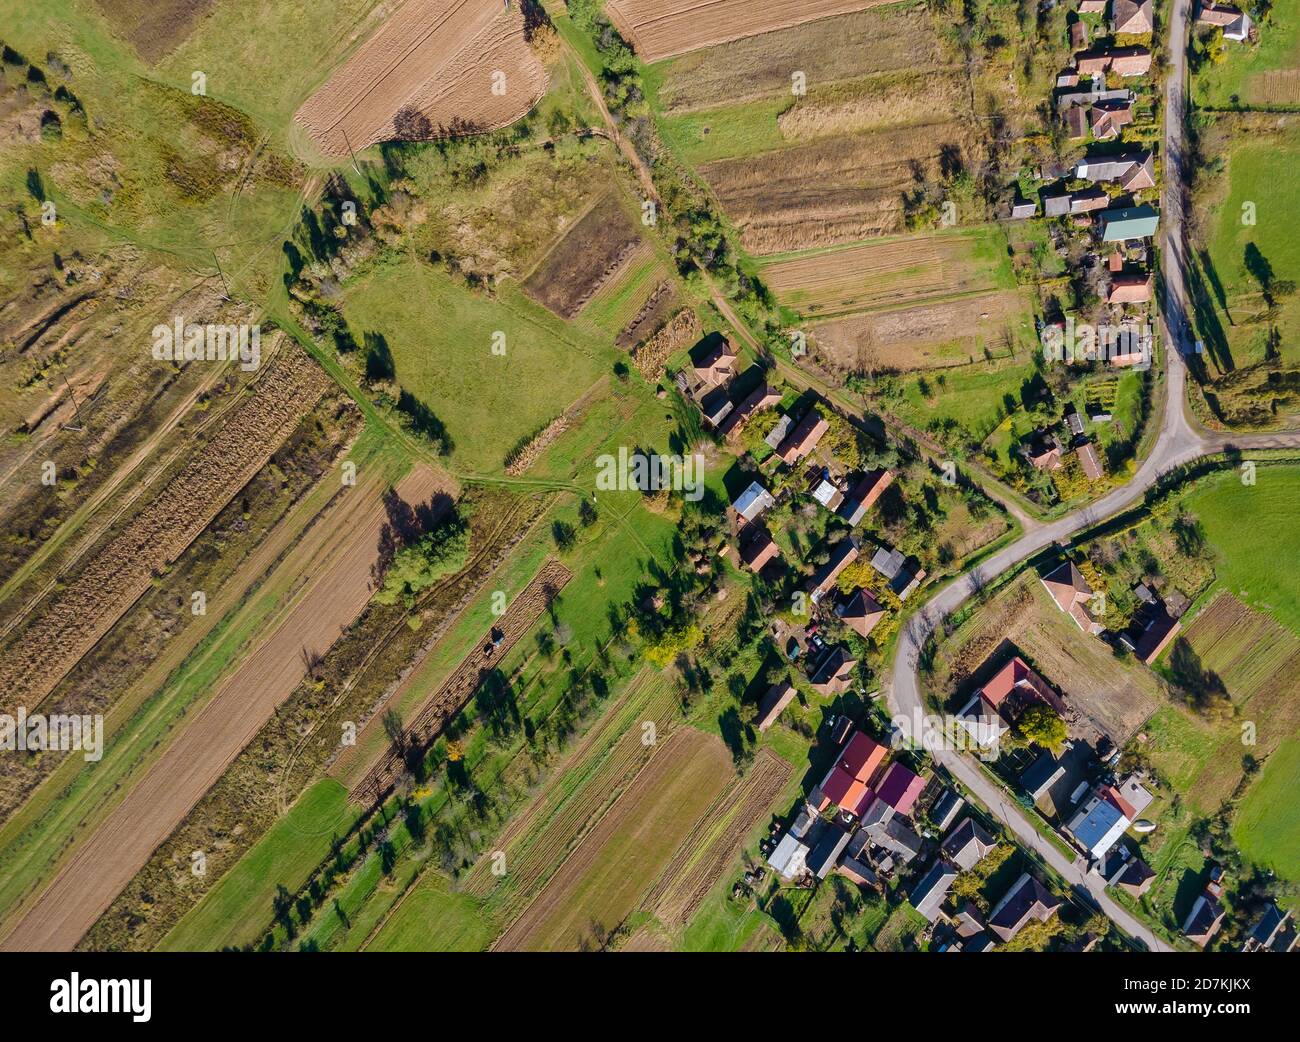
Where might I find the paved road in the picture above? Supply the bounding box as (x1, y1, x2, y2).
(887, 0, 1300, 952)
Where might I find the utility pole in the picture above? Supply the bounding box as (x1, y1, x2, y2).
(211, 249, 231, 301)
(340, 128, 363, 178)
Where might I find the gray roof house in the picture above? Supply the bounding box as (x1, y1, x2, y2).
(941, 817, 998, 871)
(911, 861, 959, 922)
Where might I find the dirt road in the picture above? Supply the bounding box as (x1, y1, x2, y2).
(0, 465, 444, 951)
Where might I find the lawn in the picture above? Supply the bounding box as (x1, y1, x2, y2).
(1184, 465, 1300, 635)
(892, 359, 1042, 448)
(342, 257, 614, 473)
(1193, 0, 1300, 110)
(160, 780, 359, 951)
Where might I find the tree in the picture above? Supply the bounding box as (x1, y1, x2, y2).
(374, 516, 470, 609)
(1012, 704, 1068, 753)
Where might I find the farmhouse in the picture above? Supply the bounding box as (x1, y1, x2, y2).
(1100, 845, 1155, 896)
(767, 832, 810, 880)
(775, 408, 829, 465)
(1197, 2, 1251, 41)
(1089, 100, 1134, 140)
(1010, 197, 1039, 219)
(1024, 430, 1064, 470)
(1075, 150, 1155, 191)
(756, 680, 797, 732)
(1121, 602, 1181, 663)
(957, 655, 1066, 748)
(835, 588, 886, 639)
(929, 789, 965, 832)
(1112, 0, 1153, 34)
(718, 382, 781, 437)
(1075, 45, 1152, 77)
(806, 824, 854, 880)
(1243, 905, 1298, 952)
(692, 337, 738, 390)
(863, 816, 923, 864)
(698, 386, 734, 428)
(987, 872, 1061, 942)
(1042, 561, 1106, 635)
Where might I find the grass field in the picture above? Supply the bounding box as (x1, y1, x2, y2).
(160, 780, 358, 951)
(365, 872, 491, 951)
(1193, 0, 1300, 110)
(1233, 738, 1300, 895)
(342, 257, 614, 473)
(1203, 121, 1300, 369)
(1184, 467, 1300, 635)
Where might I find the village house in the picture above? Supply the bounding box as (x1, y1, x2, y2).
(1120, 598, 1181, 663)
(718, 381, 781, 438)
(1024, 430, 1064, 470)
(1041, 560, 1105, 634)
(941, 817, 998, 871)
(987, 872, 1062, 942)
(698, 386, 733, 429)
(738, 524, 780, 573)
(1197, 1, 1251, 41)
(1076, 440, 1105, 481)
(839, 468, 893, 526)
(810, 729, 888, 817)
(809, 538, 859, 603)
(1075, 45, 1153, 77)
(1075, 150, 1156, 192)
(929, 789, 966, 833)
(1065, 783, 1137, 861)
(1100, 203, 1160, 242)
(1100, 844, 1156, 896)
(1090, 98, 1134, 140)
(911, 861, 960, 923)
(873, 760, 926, 816)
(731, 480, 776, 524)
(1243, 905, 1298, 952)
(691, 337, 737, 391)
(1183, 882, 1227, 948)
(1112, 0, 1154, 35)
(755, 680, 796, 732)
(775, 407, 830, 466)
(958, 654, 1069, 748)
(835, 587, 886, 639)
(810, 645, 858, 696)
(1108, 272, 1153, 304)
(869, 544, 926, 600)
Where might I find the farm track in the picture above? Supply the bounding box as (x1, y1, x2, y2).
(0, 465, 443, 951)
(0, 345, 331, 715)
(350, 558, 573, 802)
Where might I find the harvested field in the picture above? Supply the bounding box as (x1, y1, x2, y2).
(493, 727, 733, 951)
(701, 123, 977, 254)
(642, 749, 791, 929)
(776, 67, 968, 142)
(293, 0, 548, 157)
(936, 574, 1162, 744)
(653, 6, 942, 112)
(0, 465, 446, 951)
(1180, 593, 1300, 707)
(0, 343, 330, 715)
(759, 231, 1003, 317)
(616, 282, 679, 351)
(813, 291, 1029, 375)
(94, 0, 217, 63)
(605, 0, 892, 64)
(462, 672, 681, 920)
(351, 558, 573, 802)
(629, 307, 701, 379)
(523, 193, 644, 318)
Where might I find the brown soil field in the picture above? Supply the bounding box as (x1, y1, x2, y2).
(642, 748, 790, 929)
(350, 557, 573, 802)
(0, 465, 445, 952)
(0, 391, 363, 821)
(94, 0, 218, 63)
(522, 192, 643, 318)
(461, 671, 681, 922)
(617, 281, 681, 349)
(937, 574, 1162, 744)
(701, 122, 977, 254)
(604, 0, 893, 64)
(812, 291, 1028, 375)
(654, 7, 942, 112)
(1248, 69, 1300, 107)
(294, 0, 548, 157)
(493, 727, 733, 951)
(0, 343, 331, 715)
(629, 306, 700, 378)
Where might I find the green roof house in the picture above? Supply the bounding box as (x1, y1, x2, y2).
(1100, 204, 1159, 242)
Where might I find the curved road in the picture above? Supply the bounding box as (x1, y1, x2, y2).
(887, 0, 1300, 952)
